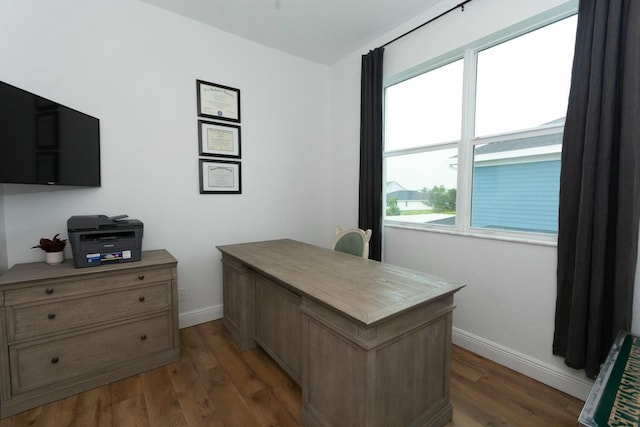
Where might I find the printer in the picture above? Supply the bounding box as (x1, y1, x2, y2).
(67, 214, 143, 268)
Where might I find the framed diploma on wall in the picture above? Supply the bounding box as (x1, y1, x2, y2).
(199, 159, 242, 194)
(196, 80, 241, 123)
(198, 120, 241, 158)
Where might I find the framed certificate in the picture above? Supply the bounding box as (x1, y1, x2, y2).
(198, 120, 241, 158)
(199, 159, 242, 194)
(196, 80, 241, 123)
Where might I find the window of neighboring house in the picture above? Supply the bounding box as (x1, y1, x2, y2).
(384, 12, 577, 241)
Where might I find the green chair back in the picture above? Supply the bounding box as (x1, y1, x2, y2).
(334, 233, 365, 257)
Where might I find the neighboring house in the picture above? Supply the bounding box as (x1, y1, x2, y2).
(386, 181, 456, 225)
(386, 181, 429, 211)
(471, 132, 562, 234)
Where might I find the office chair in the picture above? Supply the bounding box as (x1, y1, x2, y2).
(331, 226, 372, 259)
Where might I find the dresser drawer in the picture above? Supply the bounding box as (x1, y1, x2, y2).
(7, 282, 172, 342)
(4, 268, 173, 306)
(9, 313, 173, 395)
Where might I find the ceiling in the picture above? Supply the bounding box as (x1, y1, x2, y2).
(140, 0, 444, 64)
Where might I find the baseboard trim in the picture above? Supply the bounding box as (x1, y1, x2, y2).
(452, 327, 593, 401)
(178, 304, 223, 329)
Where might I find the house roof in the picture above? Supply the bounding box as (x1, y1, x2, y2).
(386, 181, 407, 193)
(387, 190, 425, 200)
(474, 132, 562, 155)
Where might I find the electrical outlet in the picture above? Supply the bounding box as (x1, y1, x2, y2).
(178, 288, 187, 302)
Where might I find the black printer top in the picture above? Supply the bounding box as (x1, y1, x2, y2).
(67, 215, 143, 231)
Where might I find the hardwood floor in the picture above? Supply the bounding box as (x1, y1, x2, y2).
(0, 320, 584, 426)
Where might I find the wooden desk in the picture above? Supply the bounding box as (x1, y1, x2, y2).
(217, 239, 464, 427)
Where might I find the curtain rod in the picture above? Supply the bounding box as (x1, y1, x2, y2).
(380, 0, 473, 48)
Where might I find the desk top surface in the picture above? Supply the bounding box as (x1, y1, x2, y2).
(217, 239, 465, 325)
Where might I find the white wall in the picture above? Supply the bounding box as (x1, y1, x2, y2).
(328, 0, 612, 400)
(0, 0, 333, 326)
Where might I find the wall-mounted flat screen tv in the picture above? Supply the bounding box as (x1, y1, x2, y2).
(0, 81, 100, 187)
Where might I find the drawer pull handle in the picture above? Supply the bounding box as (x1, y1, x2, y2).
(48, 313, 56, 320)
(51, 356, 59, 364)
(45, 288, 54, 295)
(138, 274, 145, 280)
(139, 296, 145, 302)
(140, 334, 147, 341)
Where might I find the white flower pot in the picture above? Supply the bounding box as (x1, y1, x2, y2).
(45, 251, 64, 265)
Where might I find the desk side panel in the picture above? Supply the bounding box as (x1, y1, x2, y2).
(301, 296, 455, 427)
(255, 275, 303, 384)
(221, 254, 256, 351)
(303, 317, 367, 427)
(374, 313, 452, 427)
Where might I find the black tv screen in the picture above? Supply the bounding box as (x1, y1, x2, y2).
(0, 81, 100, 187)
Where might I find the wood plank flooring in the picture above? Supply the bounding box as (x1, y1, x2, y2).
(0, 320, 584, 426)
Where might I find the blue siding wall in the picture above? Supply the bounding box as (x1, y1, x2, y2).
(471, 160, 560, 233)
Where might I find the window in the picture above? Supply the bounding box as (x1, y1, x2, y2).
(385, 59, 463, 151)
(385, 59, 462, 224)
(384, 13, 577, 240)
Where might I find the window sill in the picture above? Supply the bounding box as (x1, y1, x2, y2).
(384, 221, 558, 247)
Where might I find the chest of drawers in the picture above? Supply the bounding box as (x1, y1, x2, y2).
(0, 249, 179, 418)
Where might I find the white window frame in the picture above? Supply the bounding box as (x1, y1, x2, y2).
(383, 5, 578, 246)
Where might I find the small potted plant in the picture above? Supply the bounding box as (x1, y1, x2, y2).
(32, 234, 67, 265)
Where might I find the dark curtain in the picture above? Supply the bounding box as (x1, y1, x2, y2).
(553, 0, 640, 379)
(358, 47, 384, 261)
